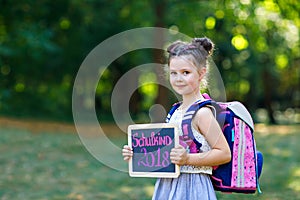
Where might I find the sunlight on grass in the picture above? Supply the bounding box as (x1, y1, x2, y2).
(255, 124, 299, 135)
(270, 147, 292, 157)
(120, 186, 133, 193)
(1, 124, 300, 199)
(67, 193, 84, 200)
(144, 185, 155, 197)
(120, 183, 154, 198)
(288, 168, 300, 192)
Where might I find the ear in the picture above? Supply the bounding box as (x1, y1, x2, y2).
(198, 68, 206, 81)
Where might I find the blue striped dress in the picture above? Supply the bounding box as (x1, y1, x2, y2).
(152, 108, 217, 200)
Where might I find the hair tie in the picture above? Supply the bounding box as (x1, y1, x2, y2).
(168, 45, 177, 56)
(183, 44, 197, 51)
(170, 44, 197, 56)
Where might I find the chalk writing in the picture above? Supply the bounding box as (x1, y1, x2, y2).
(128, 124, 179, 178)
(137, 147, 170, 168)
(132, 131, 172, 147)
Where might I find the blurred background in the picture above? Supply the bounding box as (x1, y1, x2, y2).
(0, 0, 299, 199)
(0, 0, 299, 124)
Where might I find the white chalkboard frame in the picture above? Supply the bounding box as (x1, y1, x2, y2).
(128, 123, 180, 178)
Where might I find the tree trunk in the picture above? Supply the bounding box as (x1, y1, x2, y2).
(152, 0, 169, 123)
(262, 68, 277, 124)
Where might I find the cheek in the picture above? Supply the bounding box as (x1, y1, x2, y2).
(187, 76, 200, 86)
(169, 76, 175, 85)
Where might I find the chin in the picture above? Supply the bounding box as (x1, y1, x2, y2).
(175, 91, 190, 96)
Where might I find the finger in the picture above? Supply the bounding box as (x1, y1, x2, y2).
(170, 155, 176, 161)
(123, 145, 132, 150)
(122, 148, 132, 153)
(175, 145, 185, 150)
(170, 153, 179, 161)
(170, 157, 177, 164)
(124, 156, 131, 161)
(122, 150, 133, 157)
(171, 148, 180, 154)
(169, 150, 176, 156)
(122, 146, 133, 152)
(172, 158, 181, 165)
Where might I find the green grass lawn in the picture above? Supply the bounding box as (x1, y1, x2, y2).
(1, 124, 300, 200)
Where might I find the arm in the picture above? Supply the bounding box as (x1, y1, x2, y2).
(170, 107, 231, 166)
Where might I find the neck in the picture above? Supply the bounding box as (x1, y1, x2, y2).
(181, 92, 204, 109)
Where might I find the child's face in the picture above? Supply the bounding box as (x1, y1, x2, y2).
(169, 57, 203, 96)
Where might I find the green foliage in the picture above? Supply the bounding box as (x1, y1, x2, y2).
(0, 0, 299, 122)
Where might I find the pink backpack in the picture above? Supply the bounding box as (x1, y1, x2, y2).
(166, 94, 263, 194)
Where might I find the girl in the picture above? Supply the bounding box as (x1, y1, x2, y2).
(122, 37, 231, 200)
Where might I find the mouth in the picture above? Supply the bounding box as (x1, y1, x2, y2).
(174, 85, 186, 88)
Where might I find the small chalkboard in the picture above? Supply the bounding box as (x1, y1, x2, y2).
(128, 123, 180, 178)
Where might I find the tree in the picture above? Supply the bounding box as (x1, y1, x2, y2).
(164, 0, 299, 124)
(0, 0, 299, 124)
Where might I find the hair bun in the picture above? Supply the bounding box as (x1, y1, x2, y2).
(166, 41, 182, 55)
(192, 37, 214, 56)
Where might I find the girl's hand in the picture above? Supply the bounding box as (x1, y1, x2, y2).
(122, 145, 133, 162)
(170, 145, 189, 166)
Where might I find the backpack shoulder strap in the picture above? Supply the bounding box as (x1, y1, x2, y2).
(181, 100, 214, 139)
(165, 102, 182, 123)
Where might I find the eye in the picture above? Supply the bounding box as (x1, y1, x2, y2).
(170, 71, 177, 75)
(183, 71, 190, 75)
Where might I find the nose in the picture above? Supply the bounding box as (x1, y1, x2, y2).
(176, 74, 183, 82)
